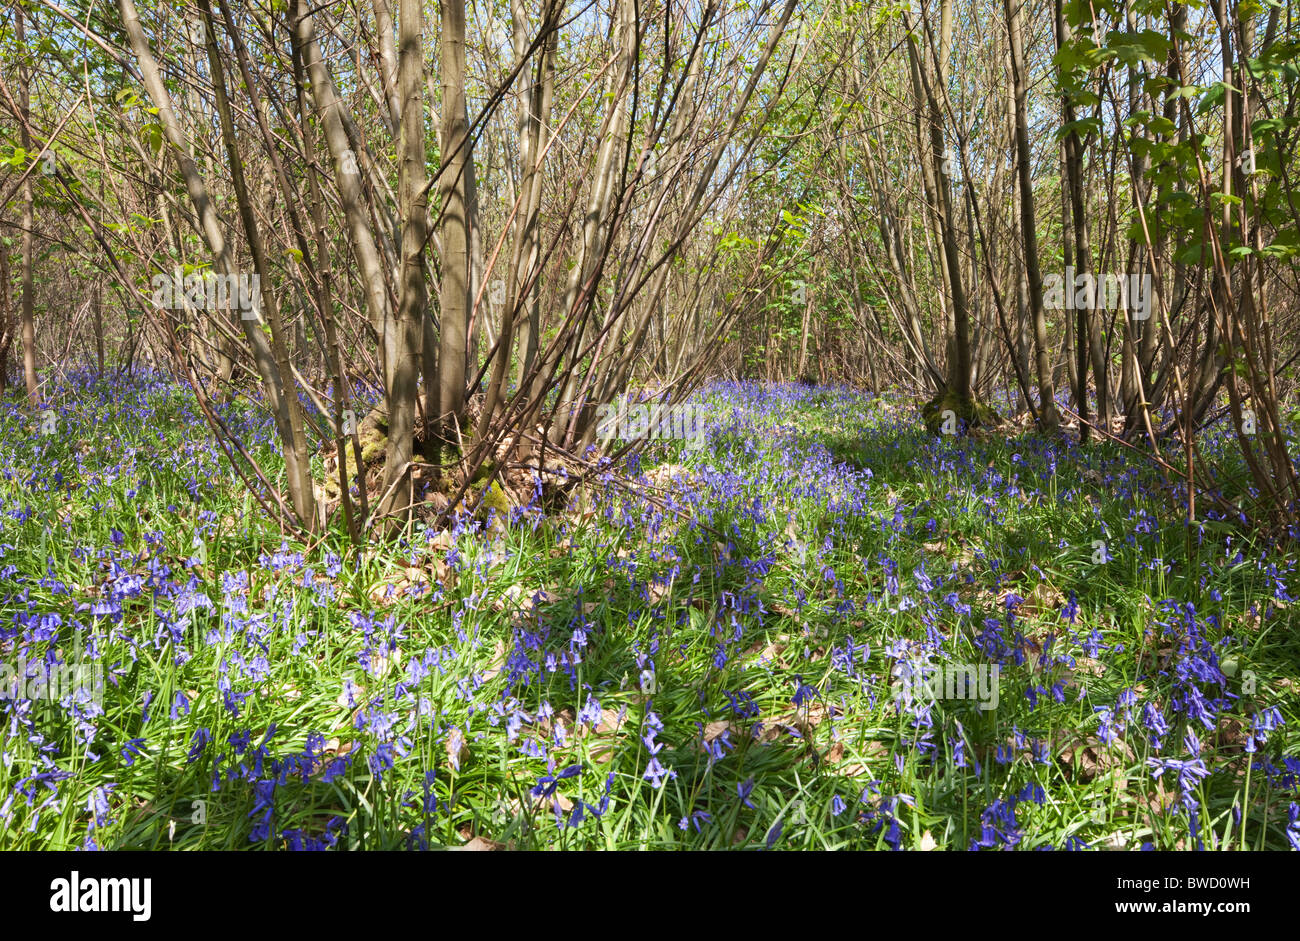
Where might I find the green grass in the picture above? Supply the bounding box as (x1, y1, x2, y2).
(0, 374, 1297, 850)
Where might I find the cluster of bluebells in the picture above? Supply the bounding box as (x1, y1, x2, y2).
(1, 371, 1297, 851)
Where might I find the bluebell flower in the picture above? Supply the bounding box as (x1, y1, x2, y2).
(792, 676, 818, 708)
(120, 738, 146, 766)
(738, 777, 756, 809)
(643, 756, 674, 788)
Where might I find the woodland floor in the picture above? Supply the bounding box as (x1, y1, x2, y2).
(1, 371, 1298, 849)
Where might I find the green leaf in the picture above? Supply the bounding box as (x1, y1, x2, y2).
(1260, 240, 1300, 259)
(1196, 82, 1235, 114)
(141, 122, 164, 155)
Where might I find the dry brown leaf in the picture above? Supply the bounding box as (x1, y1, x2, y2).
(1131, 776, 1178, 815)
(1100, 830, 1130, 851)
(445, 728, 470, 771)
(452, 836, 503, 852)
(703, 720, 733, 742)
(369, 645, 400, 681)
(1073, 657, 1107, 677)
(586, 708, 627, 763)
(335, 678, 366, 710)
(594, 708, 626, 736)
(1213, 716, 1250, 756)
(745, 635, 790, 668)
(531, 792, 574, 814)
(1057, 735, 1135, 783)
(766, 700, 836, 738)
(480, 640, 508, 682)
(323, 738, 354, 757)
(646, 464, 692, 489)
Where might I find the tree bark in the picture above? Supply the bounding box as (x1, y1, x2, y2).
(196, 0, 318, 528)
(437, 0, 471, 455)
(1006, 0, 1058, 431)
(387, 0, 428, 517)
(18, 8, 38, 406)
(119, 0, 316, 528)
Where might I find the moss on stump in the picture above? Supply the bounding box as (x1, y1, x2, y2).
(323, 446, 362, 499)
(473, 479, 510, 523)
(357, 408, 389, 464)
(921, 390, 998, 436)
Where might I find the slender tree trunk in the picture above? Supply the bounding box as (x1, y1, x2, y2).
(371, 0, 402, 133)
(120, 0, 316, 528)
(463, 125, 486, 382)
(0, 242, 11, 393)
(18, 8, 38, 406)
(387, 0, 428, 517)
(93, 284, 105, 375)
(1054, 0, 1100, 439)
(291, 29, 366, 538)
(438, 0, 470, 456)
(906, 8, 971, 403)
(1006, 0, 1058, 431)
(796, 261, 814, 378)
(197, 0, 318, 528)
(294, 0, 395, 389)
(511, 0, 556, 390)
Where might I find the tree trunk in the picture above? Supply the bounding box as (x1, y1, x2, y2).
(1053, 0, 1099, 440)
(905, 7, 971, 403)
(197, 0, 318, 529)
(120, 0, 317, 528)
(387, 0, 428, 517)
(0, 241, 11, 393)
(511, 0, 557, 391)
(437, 0, 471, 456)
(294, 0, 395, 386)
(1006, 0, 1058, 431)
(18, 8, 38, 406)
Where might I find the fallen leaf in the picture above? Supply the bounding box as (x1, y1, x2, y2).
(480, 640, 508, 682)
(452, 836, 502, 852)
(445, 728, 469, 770)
